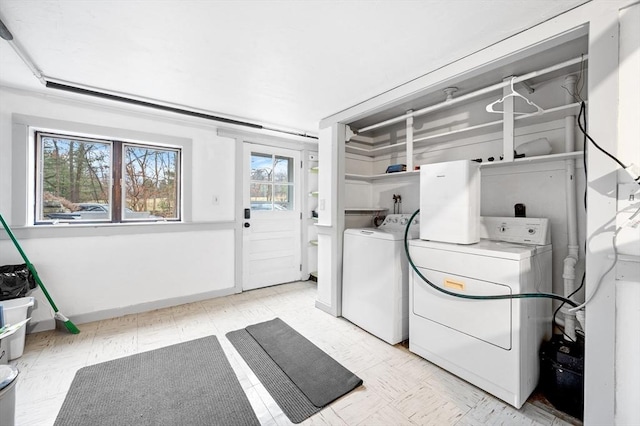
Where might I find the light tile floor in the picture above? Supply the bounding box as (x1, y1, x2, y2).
(12, 281, 581, 426)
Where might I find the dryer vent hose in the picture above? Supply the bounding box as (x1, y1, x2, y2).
(404, 209, 579, 308)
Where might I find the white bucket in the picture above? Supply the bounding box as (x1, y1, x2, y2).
(0, 297, 35, 360)
(0, 365, 19, 426)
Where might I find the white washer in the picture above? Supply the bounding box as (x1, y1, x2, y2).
(342, 214, 419, 344)
(408, 238, 552, 408)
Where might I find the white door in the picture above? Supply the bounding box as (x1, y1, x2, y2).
(242, 144, 302, 290)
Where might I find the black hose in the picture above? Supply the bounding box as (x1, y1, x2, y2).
(404, 209, 579, 308)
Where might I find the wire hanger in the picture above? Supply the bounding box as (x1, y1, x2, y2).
(486, 77, 544, 115)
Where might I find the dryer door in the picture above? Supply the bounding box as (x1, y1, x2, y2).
(413, 267, 512, 350)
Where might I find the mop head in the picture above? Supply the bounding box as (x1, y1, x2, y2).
(54, 312, 80, 334)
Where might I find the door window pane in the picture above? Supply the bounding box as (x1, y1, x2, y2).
(250, 183, 273, 210)
(274, 184, 293, 210)
(249, 152, 295, 211)
(251, 153, 273, 181)
(274, 156, 292, 182)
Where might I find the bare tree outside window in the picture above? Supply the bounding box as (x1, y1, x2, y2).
(124, 145, 178, 218)
(249, 153, 293, 210)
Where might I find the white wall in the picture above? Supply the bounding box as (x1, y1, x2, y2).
(0, 87, 239, 328)
(615, 3, 640, 424)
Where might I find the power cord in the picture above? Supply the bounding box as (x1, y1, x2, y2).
(578, 101, 640, 185)
(553, 273, 585, 342)
(570, 100, 639, 314)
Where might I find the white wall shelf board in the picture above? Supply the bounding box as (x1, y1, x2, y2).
(344, 207, 388, 212)
(480, 151, 584, 168)
(345, 170, 420, 182)
(344, 144, 379, 156)
(346, 151, 583, 182)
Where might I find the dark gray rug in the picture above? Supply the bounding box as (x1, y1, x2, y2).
(54, 336, 259, 426)
(227, 318, 362, 423)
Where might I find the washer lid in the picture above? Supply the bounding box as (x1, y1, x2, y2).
(408, 238, 551, 260)
(344, 228, 411, 241)
(0, 364, 18, 390)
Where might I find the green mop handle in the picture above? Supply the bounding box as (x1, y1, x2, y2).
(0, 213, 60, 312)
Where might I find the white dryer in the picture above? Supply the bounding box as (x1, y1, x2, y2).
(342, 214, 419, 344)
(408, 231, 552, 408)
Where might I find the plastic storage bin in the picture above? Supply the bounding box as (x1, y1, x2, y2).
(0, 364, 19, 426)
(0, 297, 34, 360)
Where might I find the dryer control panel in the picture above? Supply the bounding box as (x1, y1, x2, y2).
(480, 217, 550, 245)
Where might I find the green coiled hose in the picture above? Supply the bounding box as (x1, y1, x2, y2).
(403, 209, 579, 308)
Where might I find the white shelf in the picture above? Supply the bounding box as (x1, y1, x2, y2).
(345, 151, 583, 182)
(480, 151, 584, 168)
(344, 207, 388, 213)
(345, 207, 387, 212)
(346, 102, 582, 157)
(346, 170, 419, 181)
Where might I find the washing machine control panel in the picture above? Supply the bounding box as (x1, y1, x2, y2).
(480, 217, 550, 245)
(379, 214, 420, 237)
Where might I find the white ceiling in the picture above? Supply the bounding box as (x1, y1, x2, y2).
(0, 1, 587, 134)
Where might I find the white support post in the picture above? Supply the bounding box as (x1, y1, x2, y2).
(406, 111, 414, 171)
(502, 77, 515, 162)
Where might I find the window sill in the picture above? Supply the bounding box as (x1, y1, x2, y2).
(1, 220, 235, 240)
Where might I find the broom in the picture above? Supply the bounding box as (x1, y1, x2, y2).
(0, 213, 80, 334)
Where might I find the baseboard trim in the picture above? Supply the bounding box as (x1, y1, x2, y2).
(314, 300, 338, 317)
(28, 286, 239, 333)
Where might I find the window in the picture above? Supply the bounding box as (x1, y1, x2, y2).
(36, 132, 180, 223)
(249, 152, 294, 211)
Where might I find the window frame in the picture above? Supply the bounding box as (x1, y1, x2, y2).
(35, 132, 115, 224)
(33, 129, 182, 225)
(120, 142, 182, 222)
(10, 113, 193, 228)
(249, 152, 295, 211)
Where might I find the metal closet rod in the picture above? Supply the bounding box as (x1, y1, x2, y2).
(356, 54, 588, 134)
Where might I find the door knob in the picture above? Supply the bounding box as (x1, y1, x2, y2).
(244, 222, 250, 228)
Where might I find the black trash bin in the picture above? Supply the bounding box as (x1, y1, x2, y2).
(0, 264, 36, 301)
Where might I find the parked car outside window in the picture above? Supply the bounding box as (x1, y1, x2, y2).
(45, 203, 159, 221)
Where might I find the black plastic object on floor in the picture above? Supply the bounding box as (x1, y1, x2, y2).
(539, 334, 584, 420)
(0, 264, 36, 301)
